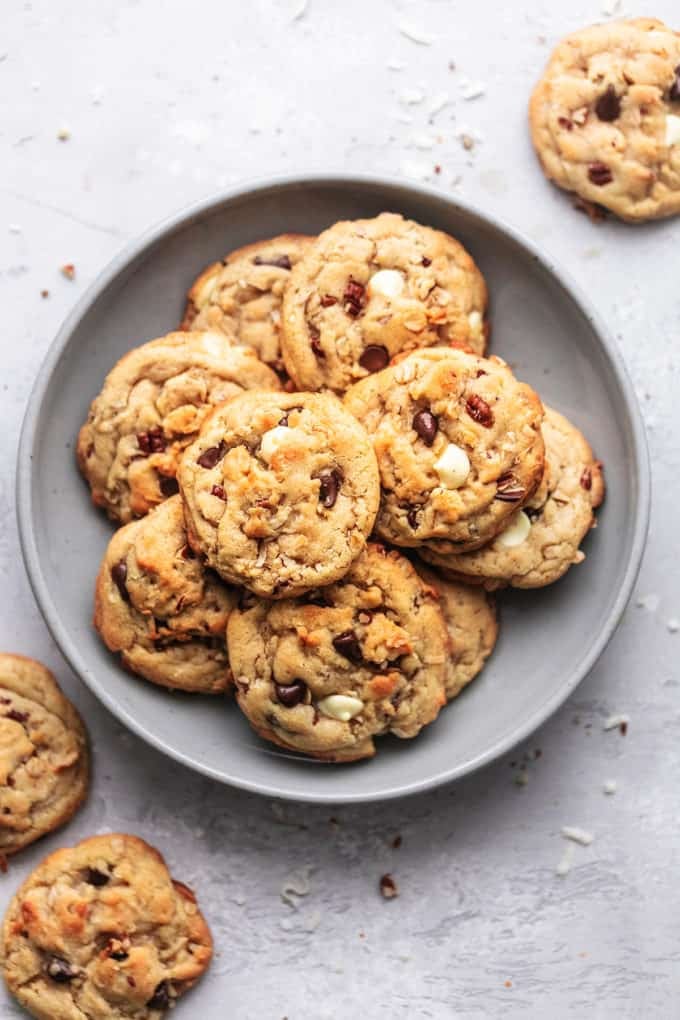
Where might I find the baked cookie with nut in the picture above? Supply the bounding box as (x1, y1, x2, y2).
(344, 347, 545, 552)
(77, 331, 280, 523)
(0, 833, 212, 1020)
(94, 495, 236, 694)
(530, 18, 680, 221)
(420, 407, 605, 589)
(178, 390, 380, 598)
(180, 233, 314, 374)
(0, 654, 89, 857)
(229, 544, 448, 761)
(280, 212, 488, 393)
(414, 564, 498, 701)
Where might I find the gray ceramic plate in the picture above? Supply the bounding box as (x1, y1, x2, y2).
(17, 174, 650, 804)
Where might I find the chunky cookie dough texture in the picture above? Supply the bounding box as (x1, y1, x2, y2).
(178, 390, 381, 598)
(530, 18, 680, 221)
(414, 564, 498, 701)
(180, 234, 314, 374)
(1, 833, 212, 1020)
(94, 496, 236, 694)
(419, 407, 605, 589)
(228, 544, 449, 761)
(344, 347, 545, 552)
(0, 655, 89, 857)
(77, 331, 281, 523)
(280, 212, 488, 393)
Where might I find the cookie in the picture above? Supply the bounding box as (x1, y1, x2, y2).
(344, 347, 545, 552)
(414, 564, 497, 701)
(228, 544, 448, 761)
(529, 18, 680, 221)
(178, 390, 380, 598)
(1, 833, 212, 1020)
(94, 495, 236, 693)
(419, 407, 605, 588)
(179, 234, 314, 374)
(280, 212, 488, 393)
(0, 655, 89, 858)
(77, 331, 281, 523)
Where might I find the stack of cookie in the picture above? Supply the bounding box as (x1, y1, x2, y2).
(78, 212, 603, 764)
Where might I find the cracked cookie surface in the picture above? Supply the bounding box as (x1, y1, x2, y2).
(0, 655, 89, 857)
(94, 496, 236, 693)
(229, 544, 448, 761)
(419, 407, 605, 588)
(180, 234, 314, 374)
(344, 347, 545, 552)
(77, 331, 281, 523)
(1, 833, 212, 1020)
(280, 212, 488, 393)
(529, 18, 680, 221)
(178, 391, 380, 598)
(413, 564, 498, 701)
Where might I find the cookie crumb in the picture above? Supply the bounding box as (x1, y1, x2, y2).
(603, 713, 629, 733)
(460, 133, 475, 151)
(40, 289, 49, 299)
(504, 980, 513, 989)
(60, 263, 76, 280)
(514, 769, 528, 787)
(57, 127, 71, 141)
(391, 834, 402, 849)
(561, 826, 594, 846)
(380, 874, 399, 899)
(635, 592, 659, 612)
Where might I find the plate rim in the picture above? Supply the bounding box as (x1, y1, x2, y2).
(15, 171, 651, 804)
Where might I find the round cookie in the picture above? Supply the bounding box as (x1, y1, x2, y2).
(1, 833, 212, 1020)
(228, 544, 449, 761)
(178, 390, 380, 598)
(77, 331, 281, 523)
(414, 564, 498, 701)
(419, 407, 605, 588)
(0, 655, 89, 858)
(280, 212, 488, 393)
(94, 495, 236, 693)
(344, 346, 545, 552)
(180, 234, 315, 374)
(529, 18, 680, 222)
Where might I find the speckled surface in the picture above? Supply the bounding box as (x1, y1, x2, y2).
(1, 1, 679, 1016)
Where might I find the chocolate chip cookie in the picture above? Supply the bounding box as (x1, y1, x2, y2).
(530, 18, 680, 221)
(0, 655, 89, 857)
(414, 564, 497, 701)
(420, 407, 605, 588)
(229, 544, 448, 761)
(94, 495, 236, 693)
(1, 833, 212, 1020)
(344, 347, 545, 552)
(180, 234, 314, 374)
(280, 212, 488, 393)
(178, 391, 380, 598)
(77, 331, 281, 523)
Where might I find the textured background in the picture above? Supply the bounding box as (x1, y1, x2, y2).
(1, 1, 679, 1017)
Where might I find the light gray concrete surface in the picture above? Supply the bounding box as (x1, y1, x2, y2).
(1, 1, 679, 1016)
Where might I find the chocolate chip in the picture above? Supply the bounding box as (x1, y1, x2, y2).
(309, 326, 325, 358)
(136, 426, 166, 455)
(580, 466, 592, 491)
(495, 472, 525, 502)
(197, 441, 227, 469)
(211, 484, 226, 501)
(319, 469, 342, 508)
(465, 393, 494, 428)
(558, 116, 573, 131)
(252, 253, 291, 270)
(305, 589, 333, 608)
(159, 475, 179, 498)
(181, 544, 196, 560)
(407, 507, 419, 530)
(46, 956, 78, 983)
(421, 256, 432, 267)
(358, 345, 389, 373)
(85, 868, 110, 887)
(669, 65, 680, 102)
(274, 680, 307, 707)
(332, 630, 364, 664)
(147, 981, 172, 1010)
(111, 560, 130, 602)
(412, 409, 438, 446)
(588, 162, 613, 186)
(595, 85, 621, 121)
(109, 948, 129, 961)
(278, 414, 289, 426)
(320, 294, 338, 307)
(6, 709, 28, 724)
(343, 277, 366, 317)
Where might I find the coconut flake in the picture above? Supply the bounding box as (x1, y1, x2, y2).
(399, 87, 425, 105)
(411, 132, 436, 149)
(602, 0, 621, 14)
(400, 158, 432, 181)
(561, 826, 594, 846)
(290, 0, 308, 20)
(387, 58, 406, 71)
(397, 20, 435, 45)
(556, 842, 575, 877)
(603, 779, 618, 795)
(429, 92, 450, 118)
(603, 713, 629, 732)
(459, 78, 486, 101)
(635, 592, 659, 612)
(281, 865, 314, 907)
(667, 617, 679, 633)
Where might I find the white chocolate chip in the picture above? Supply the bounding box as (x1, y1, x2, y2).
(468, 310, 483, 338)
(368, 269, 405, 299)
(317, 694, 364, 722)
(199, 332, 227, 357)
(259, 425, 304, 464)
(496, 510, 531, 548)
(665, 114, 680, 147)
(433, 444, 470, 489)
